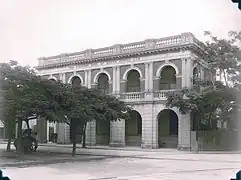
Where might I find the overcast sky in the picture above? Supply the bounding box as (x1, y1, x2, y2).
(1, 0, 240, 66)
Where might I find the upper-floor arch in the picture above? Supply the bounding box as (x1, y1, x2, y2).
(156, 63, 179, 90)
(48, 76, 58, 82)
(122, 66, 143, 81)
(93, 70, 111, 84)
(68, 74, 84, 85)
(155, 63, 179, 77)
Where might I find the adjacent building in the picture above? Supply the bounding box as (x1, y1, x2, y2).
(36, 32, 208, 150)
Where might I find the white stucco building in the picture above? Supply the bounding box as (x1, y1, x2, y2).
(36, 32, 208, 150)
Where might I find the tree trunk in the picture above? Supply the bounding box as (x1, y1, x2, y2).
(82, 124, 86, 148)
(6, 120, 15, 152)
(71, 127, 77, 156)
(16, 119, 23, 154)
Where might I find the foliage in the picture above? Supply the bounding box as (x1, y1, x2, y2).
(59, 85, 131, 153)
(166, 31, 241, 130)
(0, 61, 67, 152)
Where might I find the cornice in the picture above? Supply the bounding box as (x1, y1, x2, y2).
(36, 32, 206, 70)
(37, 44, 198, 70)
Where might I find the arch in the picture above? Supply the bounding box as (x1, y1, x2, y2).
(156, 63, 179, 77)
(159, 65, 177, 90)
(93, 70, 111, 84)
(193, 67, 199, 85)
(48, 76, 57, 82)
(125, 110, 142, 146)
(126, 69, 141, 92)
(123, 67, 143, 81)
(68, 74, 84, 85)
(97, 73, 109, 94)
(157, 109, 178, 148)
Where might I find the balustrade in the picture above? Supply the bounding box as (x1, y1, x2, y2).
(118, 89, 181, 102)
(38, 32, 203, 67)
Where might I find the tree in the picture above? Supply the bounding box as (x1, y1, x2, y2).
(166, 31, 241, 149)
(58, 85, 131, 156)
(0, 61, 67, 153)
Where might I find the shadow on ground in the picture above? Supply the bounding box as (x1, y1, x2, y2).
(0, 150, 107, 168)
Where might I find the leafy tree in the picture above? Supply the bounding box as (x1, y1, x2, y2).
(58, 85, 131, 155)
(0, 61, 66, 153)
(166, 31, 241, 131)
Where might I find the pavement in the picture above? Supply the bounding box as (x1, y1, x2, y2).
(0, 142, 240, 179)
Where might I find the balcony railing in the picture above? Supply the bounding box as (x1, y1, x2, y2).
(118, 89, 181, 102)
(119, 92, 145, 101)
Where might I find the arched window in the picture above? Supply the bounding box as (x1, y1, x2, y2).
(126, 70, 140, 92)
(97, 73, 109, 94)
(71, 76, 81, 90)
(193, 67, 199, 85)
(159, 66, 176, 90)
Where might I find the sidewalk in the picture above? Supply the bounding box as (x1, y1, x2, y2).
(36, 144, 241, 163)
(1, 141, 241, 163)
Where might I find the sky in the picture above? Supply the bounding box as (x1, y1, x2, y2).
(0, 0, 241, 67)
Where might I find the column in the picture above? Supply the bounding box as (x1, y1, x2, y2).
(181, 58, 186, 88)
(116, 66, 120, 93)
(84, 70, 88, 87)
(141, 104, 158, 149)
(85, 120, 96, 146)
(145, 62, 154, 100)
(88, 70, 91, 88)
(149, 62, 153, 90)
(109, 119, 125, 147)
(178, 113, 191, 150)
(186, 58, 193, 88)
(109, 66, 125, 146)
(112, 67, 116, 93)
(56, 73, 70, 144)
(144, 63, 149, 91)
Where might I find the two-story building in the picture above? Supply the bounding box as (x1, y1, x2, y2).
(36, 32, 208, 150)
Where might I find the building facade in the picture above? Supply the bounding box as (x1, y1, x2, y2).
(36, 32, 208, 150)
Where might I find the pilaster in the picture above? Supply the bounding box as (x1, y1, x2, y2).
(178, 113, 191, 150)
(149, 62, 153, 91)
(141, 104, 158, 149)
(88, 70, 91, 88)
(85, 120, 96, 146)
(112, 67, 116, 93)
(116, 66, 120, 93)
(109, 119, 125, 147)
(144, 63, 149, 91)
(185, 58, 193, 88)
(84, 70, 88, 87)
(181, 58, 186, 88)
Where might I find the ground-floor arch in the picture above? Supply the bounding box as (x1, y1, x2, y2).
(157, 109, 178, 148)
(96, 120, 110, 145)
(125, 110, 142, 146)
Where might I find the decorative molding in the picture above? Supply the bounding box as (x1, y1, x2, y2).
(156, 62, 180, 77)
(67, 74, 84, 84)
(37, 51, 191, 76)
(122, 66, 143, 80)
(48, 76, 57, 81)
(36, 32, 205, 70)
(93, 70, 112, 84)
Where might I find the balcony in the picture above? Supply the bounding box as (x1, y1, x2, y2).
(119, 92, 145, 102)
(118, 89, 181, 102)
